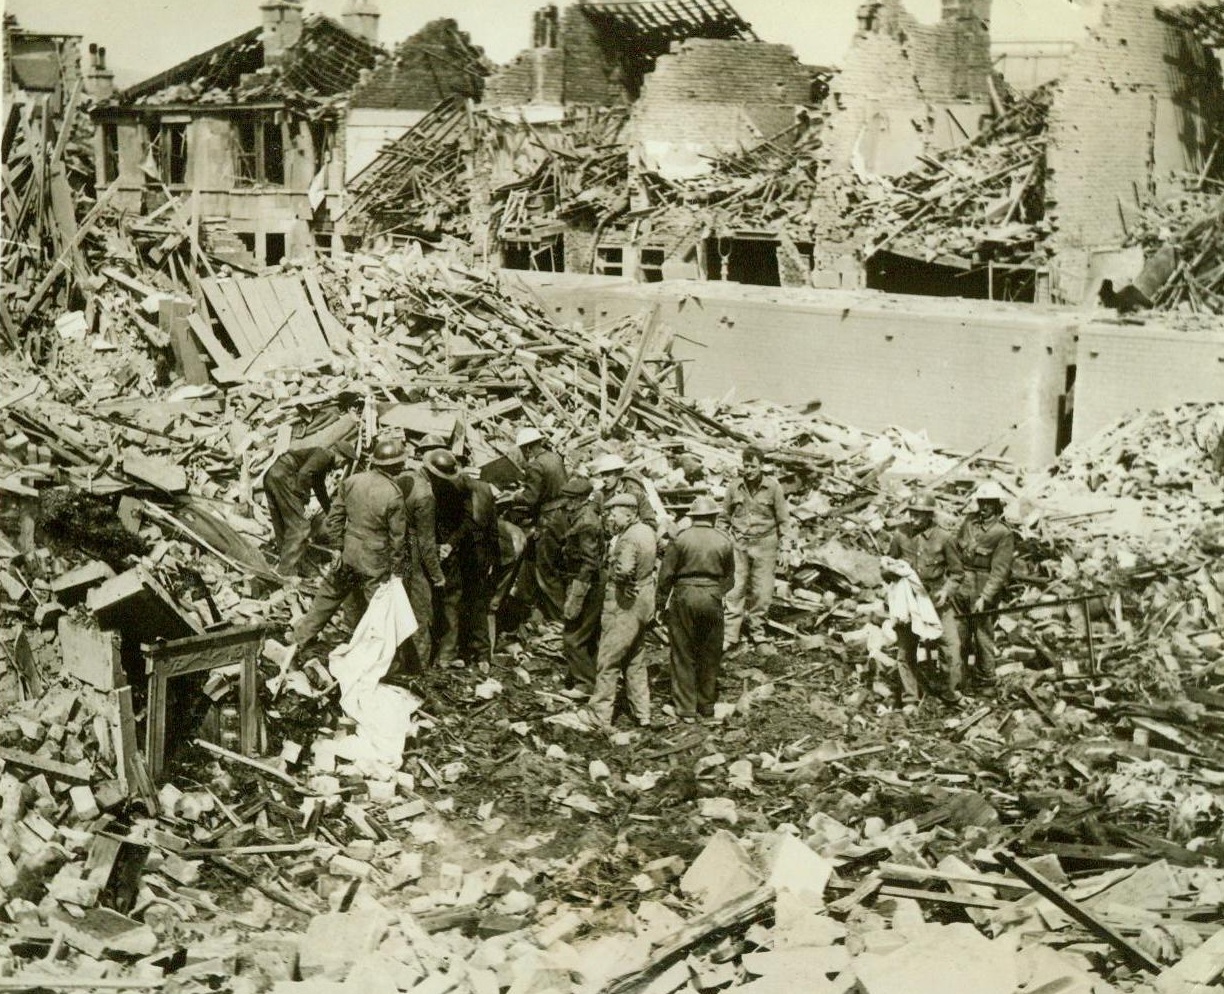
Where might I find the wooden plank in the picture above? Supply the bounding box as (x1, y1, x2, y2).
(185, 312, 241, 373)
(263, 276, 306, 351)
(161, 299, 208, 385)
(302, 270, 346, 350)
(284, 277, 333, 355)
(199, 278, 257, 356)
(223, 278, 274, 353)
(239, 277, 289, 349)
(0, 746, 91, 784)
(995, 850, 1160, 973)
(1156, 928, 1224, 991)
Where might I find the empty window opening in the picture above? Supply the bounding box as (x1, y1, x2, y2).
(262, 121, 285, 185)
(595, 246, 623, 277)
(165, 122, 188, 185)
(265, 232, 286, 266)
(704, 237, 780, 287)
(502, 237, 563, 273)
(237, 232, 256, 255)
(101, 123, 120, 182)
(640, 248, 665, 283)
(1056, 364, 1076, 455)
(866, 251, 1038, 303)
(235, 117, 258, 183)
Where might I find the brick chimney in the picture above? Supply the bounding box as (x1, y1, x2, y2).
(341, 0, 380, 44)
(261, 0, 304, 66)
(85, 42, 115, 100)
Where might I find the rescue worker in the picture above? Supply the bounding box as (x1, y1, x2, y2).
(263, 439, 356, 576)
(655, 496, 735, 722)
(557, 478, 603, 692)
(586, 493, 656, 729)
(589, 452, 658, 531)
(393, 456, 446, 672)
(512, 426, 567, 522)
(290, 438, 408, 648)
(720, 444, 789, 657)
(953, 481, 1015, 692)
(887, 494, 963, 705)
(425, 450, 500, 666)
(534, 479, 580, 621)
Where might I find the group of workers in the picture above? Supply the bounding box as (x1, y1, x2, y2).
(266, 413, 1015, 724)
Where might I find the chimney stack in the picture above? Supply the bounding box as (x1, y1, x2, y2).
(85, 42, 115, 100)
(261, 0, 304, 65)
(341, 0, 380, 44)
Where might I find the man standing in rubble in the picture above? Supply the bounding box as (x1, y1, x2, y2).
(953, 481, 1015, 693)
(392, 455, 446, 674)
(557, 478, 603, 693)
(586, 493, 656, 729)
(291, 438, 407, 648)
(589, 452, 659, 532)
(512, 426, 567, 522)
(720, 444, 789, 657)
(534, 476, 582, 621)
(264, 439, 356, 576)
(887, 494, 963, 705)
(425, 449, 500, 666)
(656, 496, 735, 722)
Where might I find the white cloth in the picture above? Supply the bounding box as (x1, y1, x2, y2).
(327, 577, 420, 765)
(881, 555, 943, 641)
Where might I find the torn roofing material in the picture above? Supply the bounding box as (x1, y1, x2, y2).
(104, 15, 381, 107)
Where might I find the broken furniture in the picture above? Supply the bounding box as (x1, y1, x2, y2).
(142, 625, 266, 782)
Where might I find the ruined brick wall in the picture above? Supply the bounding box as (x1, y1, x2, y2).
(350, 19, 485, 110)
(629, 39, 812, 178)
(1047, 0, 1223, 301)
(483, 6, 626, 107)
(819, 0, 992, 176)
(1072, 325, 1224, 441)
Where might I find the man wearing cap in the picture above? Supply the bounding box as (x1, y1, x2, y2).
(425, 449, 500, 666)
(656, 496, 735, 721)
(953, 481, 1015, 692)
(291, 438, 408, 647)
(887, 495, 963, 704)
(394, 458, 446, 672)
(589, 452, 658, 531)
(513, 427, 567, 523)
(264, 439, 356, 576)
(557, 478, 604, 691)
(720, 444, 789, 656)
(587, 493, 657, 728)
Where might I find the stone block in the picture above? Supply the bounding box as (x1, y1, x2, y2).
(298, 910, 394, 981)
(853, 923, 1017, 994)
(679, 829, 763, 911)
(743, 946, 850, 979)
(87, 566, 200, 644)
(761, 833, 832, 907)
(52, 907, 159, 959)
(58, 614, 124, 690)
(51, 561, 116, 607)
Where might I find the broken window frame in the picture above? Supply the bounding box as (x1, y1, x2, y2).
(594, 245, 623, 277)
(231, 111, 288, 188)
(144, 118, 189, 187)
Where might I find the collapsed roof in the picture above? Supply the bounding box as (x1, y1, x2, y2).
(101, 14, 382, 108)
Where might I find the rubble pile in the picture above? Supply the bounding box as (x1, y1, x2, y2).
(3, 191, 1224, 989)
(1126, 193, 1224, 315)
(0, 79, 101, 351)
(853, 84, 1053, 267)
(346, 97, 476, 243)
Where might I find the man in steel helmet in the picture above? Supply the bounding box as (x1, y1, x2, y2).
(887, 494, 964, 705)
(424, 449, 499, 666)
(291, 437, 408, 648)
(953, 481, 1015, 693)
(511, 426, 567, 524)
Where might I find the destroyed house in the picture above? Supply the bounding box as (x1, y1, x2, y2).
(4, 16, 82, 113)
(88, 2, 486, 267)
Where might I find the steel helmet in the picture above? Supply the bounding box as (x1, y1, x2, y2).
(906, 493, 938, 512)
(423, 448, 461, 482)
(972, 481, 1008, 503)
(370, 438, 405, 468)
(590, 452, 627, 475)
(415, 434, 449, 454)
(604, 493, 638, 510)
(561, 477, 593, 498)
(687, 495, 719, 518)
(515, 426, 545, 448)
